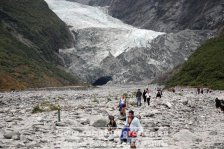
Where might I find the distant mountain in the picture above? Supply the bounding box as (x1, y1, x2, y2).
(166, 31, 224, 90)
(0, 0, 81, 91)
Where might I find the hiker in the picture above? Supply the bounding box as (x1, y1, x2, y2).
(156, 89, 162, 98)
(126, 110, 144, 148)
(136, 89, 142, 107)
(215, 98, 224, 111)
(145, 90, 151, 106)
(206, 88, 209, 93)
(200, 88, 204, 94)
(197, 88, 200, 94)
(143, 90, 146, 105)
(107, 115, 117, 141)
(172, 88, 175, 93)
(118, 95, 126, 116)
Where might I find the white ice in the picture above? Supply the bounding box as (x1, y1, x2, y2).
(45, 0, 165, 58)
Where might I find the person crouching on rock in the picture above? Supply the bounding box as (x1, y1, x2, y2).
(126, 110, 144, 148)
(107, 115, 117, 141)
(118, 95, 126, 116)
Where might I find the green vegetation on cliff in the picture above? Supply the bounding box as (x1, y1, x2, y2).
(0, 0, 80, 91)
(166, 33, 224, 90)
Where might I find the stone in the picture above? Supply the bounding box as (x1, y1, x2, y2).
(72, 127, 84, 133)
(0, 140, 4, 148)
(26, 141, 41, 148)
(40, 139, 48, 143)
(16, 142, 25, 148)
(165, 102, 172, 108)
(3, 130, 20, 140)
(209, 131, 218, 135)
(118, 116, 126, 121)
(23, 130, 35, 135)
(145, 113, 155, 118)
(4, 118, 14, 122)
(55, 122, 67, 127)
(80, 119, 90, 125)
(0, 124, 4, 129)
(92, 119, 107, 128)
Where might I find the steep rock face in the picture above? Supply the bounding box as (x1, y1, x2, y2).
(71, 0, 224, 33)
(100, 30, 213, 83)
(68, 0, 112, 6)
(108, 0, 224, 32)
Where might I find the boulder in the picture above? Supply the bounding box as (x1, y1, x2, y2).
(80, 119, 90, 125)
(165, 102, 172, 109)
(118, 116, 126, 121)
(3, 130, 20, 140)
(55, 122, 67, 127)
(92, 119, 107, 128)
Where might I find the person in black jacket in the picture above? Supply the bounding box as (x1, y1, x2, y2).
(136, 89, 142, 107)
(143, 89, 146, 105)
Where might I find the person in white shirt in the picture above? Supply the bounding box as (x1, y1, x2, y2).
(145, 90, 151, 106)
(125, 110, 144, 148)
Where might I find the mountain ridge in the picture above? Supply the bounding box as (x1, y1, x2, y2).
(0, 0, 81, 91)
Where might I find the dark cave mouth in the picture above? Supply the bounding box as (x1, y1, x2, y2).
(92, 76, 113, 86)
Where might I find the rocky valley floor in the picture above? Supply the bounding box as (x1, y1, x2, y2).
(0, 85, 224, 149)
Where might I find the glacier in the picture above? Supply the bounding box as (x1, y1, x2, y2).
(44, 0, 213, 84)
(45, 0, 165, 57)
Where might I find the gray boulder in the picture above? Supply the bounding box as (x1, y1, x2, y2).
(92, 119, 107, 128)
(3, 130, 20, 140)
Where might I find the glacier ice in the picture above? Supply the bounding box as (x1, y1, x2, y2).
(45, 0, 165, 58)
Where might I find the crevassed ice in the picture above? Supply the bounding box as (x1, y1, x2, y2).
(45, 0, 165, 57)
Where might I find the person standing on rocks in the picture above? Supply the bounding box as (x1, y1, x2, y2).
(126, 110, 144, 148)
(145, 90, 151, 106)
(136, 89, 142, 107)
(197, 88, 200, 94)
(143, 89, 146, 105)
(156, 89, 162, 98)
(200, 88, 204, 94)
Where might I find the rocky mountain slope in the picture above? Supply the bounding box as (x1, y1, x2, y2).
(0, 0, 81, 91)
(71, 0, 224, 33)
(46, 0, 215, 84)
(0, 85, 224, 148)
(166, 32, 224, 90)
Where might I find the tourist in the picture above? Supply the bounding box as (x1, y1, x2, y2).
(118, 95, 126, 116)
(107, 115, 117, 141)
(136, 89, 142, 107)
(156, 89, 162, 98)
(143, 89, 146, 105)
(126, 110, 144, 148)
(145, 90, 151, 106)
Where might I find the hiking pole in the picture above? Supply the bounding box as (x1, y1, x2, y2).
(58, 105, 61, 122)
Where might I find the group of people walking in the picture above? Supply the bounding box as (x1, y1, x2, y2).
(136, 88, 162, 106)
